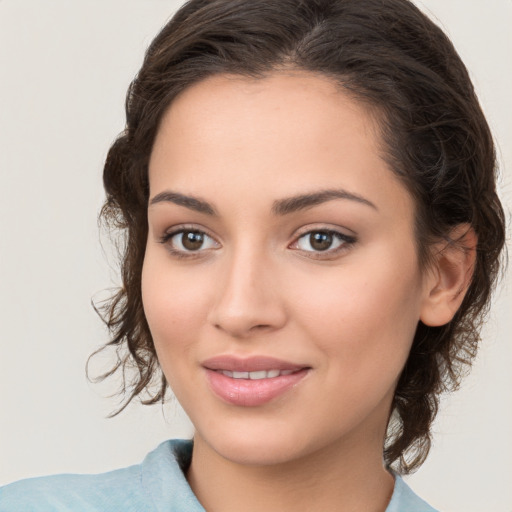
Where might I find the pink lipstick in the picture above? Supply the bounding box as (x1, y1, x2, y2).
(202, 356, 310, 407)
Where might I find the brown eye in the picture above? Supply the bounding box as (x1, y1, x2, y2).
(182, 231, 205, 250)
(294, 229, 356, 255)
(309, 232, 333, 251)
(166, 229, 219, 253)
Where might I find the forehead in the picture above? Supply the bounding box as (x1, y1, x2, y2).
(155, 71, 380, 159)
(149, 71, 413, 220)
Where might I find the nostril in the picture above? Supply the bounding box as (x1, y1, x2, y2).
(251, 324, 272, 331)
(207, 278, 288, 337)
(212, 319, 276, 338)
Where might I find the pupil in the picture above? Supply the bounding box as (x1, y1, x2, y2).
(310, 232, 332, 251)
(182, 231, 204, 250)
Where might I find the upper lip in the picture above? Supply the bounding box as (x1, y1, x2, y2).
(202, 355, 309, 372)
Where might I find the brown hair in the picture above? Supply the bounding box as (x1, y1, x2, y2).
(93, 0, 506, 473)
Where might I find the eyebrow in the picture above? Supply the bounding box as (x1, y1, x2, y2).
(272, 189, 377, 215)
(149, 191, 217, 215)
(148, 188, 377, 216)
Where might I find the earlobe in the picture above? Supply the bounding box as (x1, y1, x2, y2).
(420, 224, 477, 327)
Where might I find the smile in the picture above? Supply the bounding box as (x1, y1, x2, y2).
(202, 356, 310, 407)
(216, 369, 296, 379)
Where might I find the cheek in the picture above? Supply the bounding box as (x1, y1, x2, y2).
(141, 251, 210, 362)
(288, 252, 423, 372)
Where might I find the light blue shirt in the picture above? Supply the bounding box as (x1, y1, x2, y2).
(0, 439, 438, 511)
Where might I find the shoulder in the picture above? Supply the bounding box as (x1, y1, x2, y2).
(0, 464, 144, 512)
(386, 475, 439, 512)
(0, 439, 202, 512)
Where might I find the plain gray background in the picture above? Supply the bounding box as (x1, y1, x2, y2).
(0, 1, 511, 510)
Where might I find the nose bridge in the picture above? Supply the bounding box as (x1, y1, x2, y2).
(208, 239, 286, 337)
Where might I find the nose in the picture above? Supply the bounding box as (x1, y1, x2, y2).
(207, 248, 287, 339)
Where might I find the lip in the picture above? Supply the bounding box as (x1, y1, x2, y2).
(202, 355, 311, 407)
(203, 355, 306, 372)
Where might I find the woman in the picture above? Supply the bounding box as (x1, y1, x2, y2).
(0, 0, 507, 510)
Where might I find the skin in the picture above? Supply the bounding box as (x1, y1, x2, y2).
(142, 71, 472, 512)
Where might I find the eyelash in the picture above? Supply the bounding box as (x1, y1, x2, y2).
(290, 229, 357, 259)
(159, 227, 357, 259)
(159, 227, 219, 259)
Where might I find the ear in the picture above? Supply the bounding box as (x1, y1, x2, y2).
(420, 224, 477, 327)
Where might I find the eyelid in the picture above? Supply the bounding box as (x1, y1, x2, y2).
(159, 224, 221, 257)
(288, 226, 357, 258)
(157, 223, 356, 259)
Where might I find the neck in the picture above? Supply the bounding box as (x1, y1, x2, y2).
(187, 430, 394, 512)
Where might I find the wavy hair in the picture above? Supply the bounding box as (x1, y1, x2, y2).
(91, 0, 506, 473)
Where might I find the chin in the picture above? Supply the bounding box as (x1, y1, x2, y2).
(194, 418, 335, 468)
(214, 438, 305, 467)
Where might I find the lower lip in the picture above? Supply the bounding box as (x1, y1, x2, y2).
(205, 369, 309, 407)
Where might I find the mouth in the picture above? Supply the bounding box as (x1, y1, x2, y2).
(214, 369, 297, 379)
(202, 356, 311, 407)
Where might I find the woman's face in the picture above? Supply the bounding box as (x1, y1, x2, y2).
(142, 71, 432, 466)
